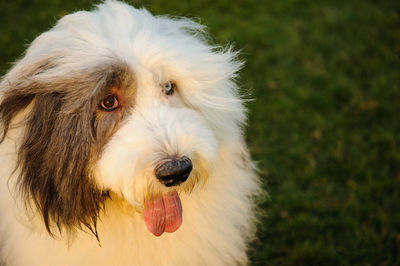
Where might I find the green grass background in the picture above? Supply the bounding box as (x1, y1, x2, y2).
(1, 0, 399, 264)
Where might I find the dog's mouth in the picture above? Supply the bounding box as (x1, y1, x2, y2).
(143, 190, 182, 236)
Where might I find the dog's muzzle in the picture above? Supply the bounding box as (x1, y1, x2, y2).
(155, 156, 193, 187)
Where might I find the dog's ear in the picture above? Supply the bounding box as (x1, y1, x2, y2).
(0, 57, 54, 142)
(18, 92, 108, 238)
(0, 56, 110, 238)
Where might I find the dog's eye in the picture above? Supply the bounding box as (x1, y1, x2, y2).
(100, 95, 119, 111)
(163, 82, 175, 96)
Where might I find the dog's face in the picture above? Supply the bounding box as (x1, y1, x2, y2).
(0, 1, 245, 237)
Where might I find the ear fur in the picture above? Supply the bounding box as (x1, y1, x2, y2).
(0, 57, 131, 238)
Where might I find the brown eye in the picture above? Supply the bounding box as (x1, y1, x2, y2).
(100, 95, 119, 111)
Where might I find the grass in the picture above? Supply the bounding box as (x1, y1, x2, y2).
(1, 0, 399, 264)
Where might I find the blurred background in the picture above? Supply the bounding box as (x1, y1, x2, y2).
(1, 0, 399, 264)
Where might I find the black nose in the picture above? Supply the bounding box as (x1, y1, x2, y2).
(155, 156, 193, 187)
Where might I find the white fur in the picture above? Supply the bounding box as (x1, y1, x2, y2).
(0, 1, 260, 265)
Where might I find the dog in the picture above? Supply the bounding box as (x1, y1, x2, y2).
(0, 1, 260, 265)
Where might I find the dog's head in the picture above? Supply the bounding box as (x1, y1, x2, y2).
(0, 0, 245, 237)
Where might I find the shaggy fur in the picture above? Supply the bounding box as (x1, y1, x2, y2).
(0, 1, 260, 265)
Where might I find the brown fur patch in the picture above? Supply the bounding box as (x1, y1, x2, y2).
(0, 58, 135, 238)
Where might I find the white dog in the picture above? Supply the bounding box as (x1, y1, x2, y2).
(0, 1, 260, 265)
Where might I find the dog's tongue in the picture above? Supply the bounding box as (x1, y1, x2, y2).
(143, 191, 182, 236)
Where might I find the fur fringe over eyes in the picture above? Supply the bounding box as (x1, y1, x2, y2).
(0, 59, 134, 237)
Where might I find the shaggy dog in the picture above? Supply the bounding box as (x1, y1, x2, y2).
(0, 1, 260, 265)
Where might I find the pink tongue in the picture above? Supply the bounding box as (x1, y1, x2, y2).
(143, 191, 182, 236)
